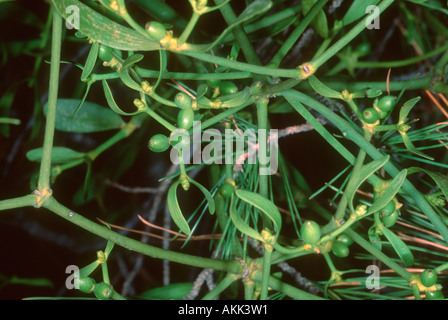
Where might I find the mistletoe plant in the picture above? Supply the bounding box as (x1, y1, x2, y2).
(1, 0, 448, 300)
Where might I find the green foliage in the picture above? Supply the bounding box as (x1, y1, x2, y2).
(1, 0, 448, 302)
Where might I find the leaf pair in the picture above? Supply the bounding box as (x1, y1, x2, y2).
(229, 190, 282, 243)
(398, 97, 434, 160)
(167, 178, 215, 235)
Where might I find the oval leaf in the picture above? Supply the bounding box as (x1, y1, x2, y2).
(408, 167, 448, 204)
(346, 155, 390, 214)
(308, 75, 341, 99)
(229, 196, 264, 242)
(50, 0, 160, 51)
(167, 180, 191, 235)
(102, 79, 142, 116)
(381, 226, 414, 267)
(235, 189, 282, 236)
(189, 179, 215, 215)
(43, 98, 124, 133)
(367, 169, 407, 215)
(26, 147, 84, 164)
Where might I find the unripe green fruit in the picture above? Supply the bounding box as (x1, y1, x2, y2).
(377, 95, 396, 112)
(174, 92, 192, 109)
(148, 134, 170, 153)
(355, 42, 371, 58)
(98, 45, 121, 62)
(336, 233, 354, 246)
(145, 21, 167, 41)
(206, 78, 222, 89)
(421, 269, 438, 287)
(219, 81, 238, 95)
(381, 199, 396, 217)
(177, 107, 194, 130)
(301, 220, 321, 245)
(426, 290, 444, 300)
(362, 108, 379, 124)
(219, 183, 235, 199)
(78, 277, 96, 294)
(94, 282, 113, 300)
(332, 241, 350, 258)
(382, 210, 399, 228)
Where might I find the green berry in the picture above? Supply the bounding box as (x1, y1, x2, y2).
(177, 107, 194, 130)
(148, 134, 170, 153)
(219, 81, 238, 95)
(94, 282, 113, 300)
(382, 210, 399, 228)
(78, 277, 96, 294)
(98, 45, 114, 62)
(362, 108, 379, 124)
(206, 78, 221, 89)
(174, 92, 192, 109)
(301, 220, 321, 245)
(332, 241, 350, 258)
(355, 42, 371, 58)
(381, 199, 396, 217)
(145, 21, 167, 41)
(421, 269, 438, 287)
(426, 290, 444, 300)
(377, 95, 396, 112)
(336, 234, 354, 246)
(219, 183, 235, 199)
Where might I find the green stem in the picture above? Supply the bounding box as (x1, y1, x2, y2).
(252, 272, 326, 300)
(0, 195, 37, 211)
(202, 272, 238, 300)
(213, 0, 262, 68)
(178, 11, 200, 46)
(256, 97, 269, 198)
(178, 50, 300, 78)
(282, 89, 448, 245)
(309, 0, 395, 70)
(269, 0, 329, 67)
(38, 9, 62, 191)
(42, 196, 242, 273)
(345, 229, 413, 280)
(244, 280, 255, 300)
(259, 245, 273, 300)
(356, 44, 448, 69)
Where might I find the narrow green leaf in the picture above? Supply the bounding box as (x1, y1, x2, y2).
(9, 276, 53, 288)
(167, 180, 191, 235)
(189, 179, 215, 215)
(229, 195, 264, 242)
(43, 98, 124, 133)
(399, 96, 421, 124)
(308, 75, 341, 99)
(196, 83, 208, 100)
(138, 282, 194, 300)
(302, 0, 328, 38)
(346, 155, 390, 214)
(221, 87, 251, 108)
(368, 226, 382, 251)
(50, 0, 160, 51)
(26, 147, 84, 164)
(154, 50, 167, 91)
(80, 42, 99, 82)
(401, 133, 434, 160)
(381, 227, 414, 267)
(367, 169, 407, 215)
(408, 167, 448, 204)
(102, 79, 142, 116)
(121, 54, 144, 71)
(79, 260, 100, 277)
(342, 0, 381, 25)
(235, 189, 282, 237)
(119, 69, 143, 92)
